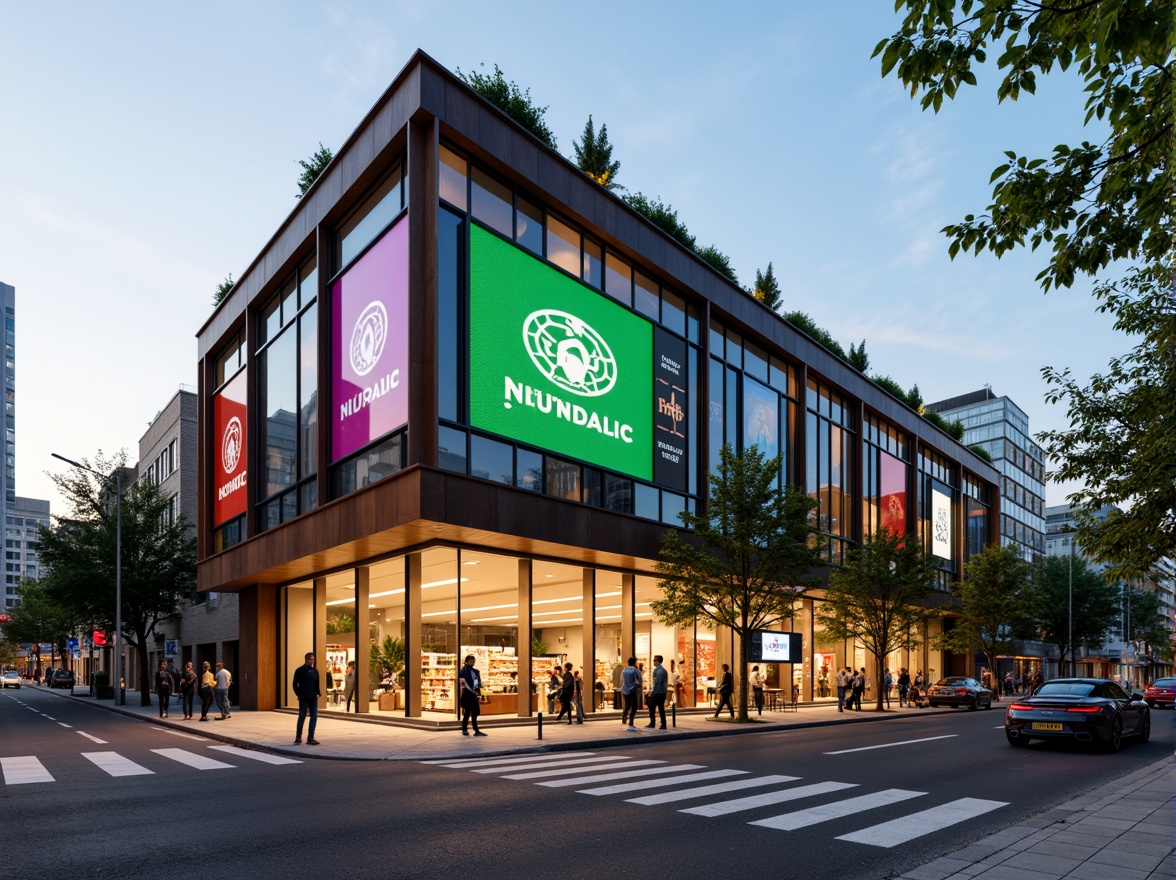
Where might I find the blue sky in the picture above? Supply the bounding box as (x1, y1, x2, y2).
(1, 1, 1118, 513)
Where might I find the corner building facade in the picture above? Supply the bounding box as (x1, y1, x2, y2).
(197, 52, 1000, 719)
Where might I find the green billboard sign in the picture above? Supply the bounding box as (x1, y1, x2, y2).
(470, 225, 653, 481)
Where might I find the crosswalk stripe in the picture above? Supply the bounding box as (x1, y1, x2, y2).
(78, 732, 108, 744)
(836, 797, 1008, 847)
(427, 753, 596, 768)
(1, 756, 54, 784)
(682, 781, 857, 817)
(150, 748, 235, 770)
(83, 752, 155, 777)
(209, 746, 302, 765)
(750, 788, 926, 830)
(627, 774, 800, 806)
(581, 769, 746, 796)
(537, 763, 707, 788)
(503, 759, 663, 780)
(472, 756, 628, 774)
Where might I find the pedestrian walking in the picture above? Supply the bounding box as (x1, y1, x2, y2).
(897, 668, 911, 707)
(835, 666, 851, 712)
(343, 660, 357, 712)
(713, 663, 734, 718)
(645, 655, 668, 729)
(292, 651, 321, 745)
(851, 668, 866, 710)
(213, 661, 232, 720)
(620, 656, 642, 732)
(883, 669, 893, 707)
(669, 659, 684, 707)
(573, 670, 585, 723)
(458, 653, 486, 736)
(154, 661, 174, 718)
(179, 661, 197, 719)
(556, 662, 575, 724)
(751, 665, 766, 715)
(198, 661, 216, 721)
(546, 666, 560, 714)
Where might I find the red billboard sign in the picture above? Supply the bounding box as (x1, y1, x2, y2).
(213, 370, 248, 525)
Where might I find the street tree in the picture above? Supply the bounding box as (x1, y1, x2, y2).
(3, 578, 78, 672)
(38, 453, 196, 705)
(296, 142, 333, 198)
(752, 263, 782, 311)
(815, 528, 941, 711)
(935, 544, 1032, 699)
(653, 443, 820, 722)
(1031, 554, 1120, 675)
(874, 2, 1174, 576)
(572, 115, 621, 190)
(1119, 580, 1174, 663)
(456, 64, 557, 149)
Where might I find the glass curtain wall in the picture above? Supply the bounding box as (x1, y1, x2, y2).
(532, 560, 584, 718)
(323, 570, 355, 709)
(458, 550, 520, 715)
(369, 556, 406, 712)
(806, 377, 854, 564)
(419, 548, 458, 717)
(594, 571, 624, 713)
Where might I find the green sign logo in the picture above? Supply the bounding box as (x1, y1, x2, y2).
(470, 225, 652, 480)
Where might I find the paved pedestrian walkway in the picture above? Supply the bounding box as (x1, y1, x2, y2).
(51, 686, 1173, 879)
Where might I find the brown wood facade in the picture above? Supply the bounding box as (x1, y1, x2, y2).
(196, 50, 1001, 712)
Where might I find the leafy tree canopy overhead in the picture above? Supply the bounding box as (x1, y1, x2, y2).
(296, 142, 333, 198)
(457, 64, 557, 150)
(573, 115, 622, 190)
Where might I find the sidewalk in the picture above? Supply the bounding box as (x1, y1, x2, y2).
(54, 687, 1173, 879)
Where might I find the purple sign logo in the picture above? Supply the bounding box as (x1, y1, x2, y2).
(331, 218, 408, 462)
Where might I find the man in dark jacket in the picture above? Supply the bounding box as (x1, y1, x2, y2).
(714, 664, 734, 718)
(555, 662, 575, 724)
(292, 652, 321, 745)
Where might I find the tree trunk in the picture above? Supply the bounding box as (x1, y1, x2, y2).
(735, 630, 749, 722)
(134, 634, 153, 707)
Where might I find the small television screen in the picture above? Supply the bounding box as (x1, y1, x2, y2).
(747, 631, 803, 663)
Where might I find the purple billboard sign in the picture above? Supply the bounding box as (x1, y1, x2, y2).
(331, 218, 409, 461)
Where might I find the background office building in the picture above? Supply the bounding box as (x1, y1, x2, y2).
(197, 51, 1000, 720)
(926, 388, 1045, 562)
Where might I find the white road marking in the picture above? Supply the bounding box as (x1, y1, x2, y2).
(57, 722, 73, 728)
(472, 756, 630, 774)
(837, 797, 1008, 847)
(627, 774, 800, 806)
(503, 759, 664, 780)
(78, 732, 108, 744)
(427, 752, 596, 768)
(150, 748, 235, 770)
(43, 716, 55, 721)
(581, 769, 746, 796)
(83, 752, 155, 777)
(209, 746, 302, 765)
(536, 763, 706, 788)
(824, 735, 957, 754)
(682, 781, 858, 817)
(1, 756, 55, 784)
(751, 788, 926, 830)
(151, 728, 212, 741)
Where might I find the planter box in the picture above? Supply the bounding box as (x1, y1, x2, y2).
(378, 692, 401, 711)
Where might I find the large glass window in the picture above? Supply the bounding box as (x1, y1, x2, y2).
(420, 548, 459, 717)
(863, 414, 910, 538)
(438, 207, 463, 423)
(336, 164, 405, 271)
(806, 377, 854, 564)
(459, 550, 521, 716)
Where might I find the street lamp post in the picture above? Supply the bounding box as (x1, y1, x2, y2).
(51, 453, 123, 706)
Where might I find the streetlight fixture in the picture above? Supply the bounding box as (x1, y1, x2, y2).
(51, 453, 123, 706)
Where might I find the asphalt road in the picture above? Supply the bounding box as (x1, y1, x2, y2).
(3, 686, 1171, 879)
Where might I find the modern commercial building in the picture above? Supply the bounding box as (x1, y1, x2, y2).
(196, 51, 1000, 719)
(926, 388, 1045, 562)
(132, 388, 239, 698)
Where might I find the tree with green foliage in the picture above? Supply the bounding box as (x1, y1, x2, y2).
(572, 115, 621, 190)
(3, 579, 77, 671)
(456, 64, 557, 149)
(623, 192, 695, 248)
(38, 453, 196, 706)
(752, 263, 782, 311)
(875, 2, 1174, 578)
(782, 311, 848, 360)
(846, 339, 869, 372)
(1119, 580, 1174, 662)
(1031, 553, 1121, 675)
(695, 245, 739, 285)
(213, 273, 234, 306)
(654, 444, 820, 722)
(816, 528, 941, 711)
(296, 142, 333, 198)
(936, 544, 1032, 699)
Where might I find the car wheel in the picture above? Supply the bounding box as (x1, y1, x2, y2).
(929, 702, 938, 708)
(968, 698, 978, 711)
(1102, 717, 1123, 753)
(984, 697, 993, 710)
(1137, 713, 1151, 743)
(1146, 699, 1155, 708)
(1006, 731, 1029, 747)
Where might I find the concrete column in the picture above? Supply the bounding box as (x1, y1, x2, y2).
(517, 559, 532, 716)
(313, 577, 327, 709)
(621, 574, 635, 663)
(355, 566, 370, 715)
(405, 553, 422, 717)
(581, 568, 595, 712)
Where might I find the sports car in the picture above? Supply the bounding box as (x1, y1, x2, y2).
(927, 676, 993, 710)
(1005, 678, 1149, 752)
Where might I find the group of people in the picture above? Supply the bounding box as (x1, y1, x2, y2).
(153, 659, 231, 721)
(834, 666, 870, 711)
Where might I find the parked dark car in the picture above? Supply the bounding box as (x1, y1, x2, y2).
(48, 669, 75, 689)
(1, 669, 20, 689)
(927, 676, 993, 710)
(1143, 677, 1175, 709)
(1005, 677, 1150, 752)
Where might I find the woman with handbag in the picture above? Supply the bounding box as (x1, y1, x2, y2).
(198, 661, 216, 722)
(179, 661, 197, 720)
(343, 660, 357, 712)
(154, 661, 174, 718)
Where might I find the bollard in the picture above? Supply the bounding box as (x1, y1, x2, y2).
(537, 711, 543, 740)
(671, 701, 676, 728)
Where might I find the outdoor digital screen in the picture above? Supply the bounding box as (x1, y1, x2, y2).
(213, 370, 248, 526)
(747, 630, 803, 663)
(469, 225, 653, 480)
(879, 451, 907, 535)
(931, 483, 953, 559)
(331, 217, 409, 462)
